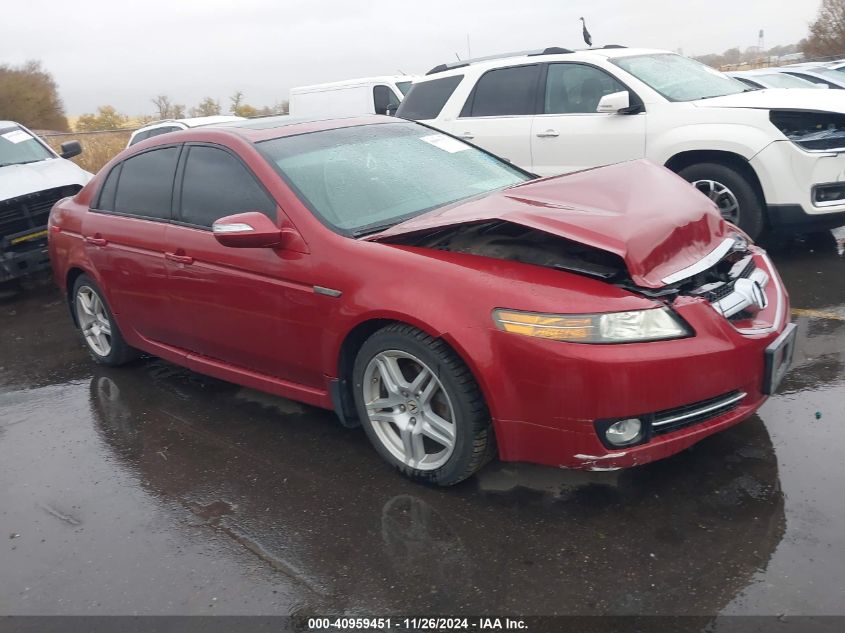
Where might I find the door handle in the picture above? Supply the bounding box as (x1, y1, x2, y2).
(165, 252, 194, 265)
(84, 236, 108, 247)
(458, 132, 475, 140)
(536, 129, 560, 138)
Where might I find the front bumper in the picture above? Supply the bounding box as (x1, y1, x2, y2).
(751, 140, 845, 229)
(483, 253, 791, 470)
(0, 241, 51, 283)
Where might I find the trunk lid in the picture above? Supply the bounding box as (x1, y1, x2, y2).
(368, 160, 731, 289)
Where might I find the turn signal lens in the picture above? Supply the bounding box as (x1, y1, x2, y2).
(492, 307, 690, 344)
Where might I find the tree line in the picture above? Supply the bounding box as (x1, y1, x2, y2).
(76, 93, 289, 132)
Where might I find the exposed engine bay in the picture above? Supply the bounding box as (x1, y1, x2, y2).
(770, 109, 845, 151)
(387, 220, 755, 314)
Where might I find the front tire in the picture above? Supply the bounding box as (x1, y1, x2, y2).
(72, 274, 138, 366)
(678, 162, 765, 240)
(352, 324, 494, 486)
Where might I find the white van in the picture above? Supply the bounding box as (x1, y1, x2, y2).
(289, 75, 417, 117)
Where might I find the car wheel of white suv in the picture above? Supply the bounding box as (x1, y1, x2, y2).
(679, 163, 764, 239)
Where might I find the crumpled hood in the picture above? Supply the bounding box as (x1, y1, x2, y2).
(0, 158, 92, 201)
(369, 160, 731, 289)
(693, 88, 845, 113)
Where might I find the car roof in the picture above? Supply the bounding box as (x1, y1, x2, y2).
(419, 46, 669, 79)
(292, 75, 418, 92)
(777, 67, 845, 82)
(134, 115, 245, 132)
(0, 120, 22, 129)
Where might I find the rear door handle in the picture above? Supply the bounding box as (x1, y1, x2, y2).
(536, 129, 560, 138)
(165, 252, 194, 265)
(84, 236, 108, 247)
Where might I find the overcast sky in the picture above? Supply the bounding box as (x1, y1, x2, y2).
(2, 0, 822, 116)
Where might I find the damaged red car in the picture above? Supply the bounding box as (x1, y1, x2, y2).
(48, 116, 796, 485)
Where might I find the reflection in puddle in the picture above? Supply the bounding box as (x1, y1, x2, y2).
(86, 361, 787, 615)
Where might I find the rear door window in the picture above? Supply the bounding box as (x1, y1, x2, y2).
(113, 146, 180, 219)
(178, 145, 275, 228)
(462, 65, 541, 117)
(395, 75, 463, 120)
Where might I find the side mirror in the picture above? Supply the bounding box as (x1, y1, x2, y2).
(212, 212, 285, 248)
(596, 90, 631, 114)
(60, 140, 82, 159)
(385, 104, 398, 116)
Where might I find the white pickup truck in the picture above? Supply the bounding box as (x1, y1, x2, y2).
(397, 47, 845, 239)
(0, 121, 92, 283)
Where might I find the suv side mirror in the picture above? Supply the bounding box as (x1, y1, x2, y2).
(212, 212, 285, 248)
(596, 91, 631, 114)
(60, 140, 82, 159)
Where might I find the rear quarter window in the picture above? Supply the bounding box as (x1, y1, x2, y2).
(396, 75, 463, 120)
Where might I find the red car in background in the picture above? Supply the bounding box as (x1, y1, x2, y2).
(48, 116, 796, 485)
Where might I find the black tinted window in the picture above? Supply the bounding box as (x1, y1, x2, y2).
(396, 75, 463, 120)
(179, 146, 275, 228)
(114, 147, 179, 219)
(373, 85, 400, 115)
(128, 130, 150, 146)
(96, 164, 121, 210)
(544, 64, 628, 114)
(465, 65, 540, 117)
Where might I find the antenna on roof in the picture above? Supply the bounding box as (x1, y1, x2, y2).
(580, 17, 593, 48)
(455, 52, 462, 61)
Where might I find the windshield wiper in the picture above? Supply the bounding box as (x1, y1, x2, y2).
(352, 221, 402, 238)
(0, 159, 44, 167)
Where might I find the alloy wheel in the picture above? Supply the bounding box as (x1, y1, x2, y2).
(76, 285, 112, 357)
(362, 350, 457, 471)
(692, 179, 741, 224)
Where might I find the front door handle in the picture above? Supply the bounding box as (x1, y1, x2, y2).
(458, 132, 475, 140)
(536, 129, 560, 138)
(84, 236, 108, 247)
(165, 252, 194, 265)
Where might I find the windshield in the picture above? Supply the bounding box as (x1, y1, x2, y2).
(614, 53, 747, 101)
(396, 81, 413, 96)
(259, 122, 530, 235)
(806, 67, 845, 83)
(758, 73, 821, 89)
(0, 125, 54, 167)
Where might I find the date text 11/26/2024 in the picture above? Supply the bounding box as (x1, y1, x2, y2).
(306, 617, 528, 630)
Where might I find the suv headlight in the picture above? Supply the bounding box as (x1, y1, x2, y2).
(770, 110, 845, 151)
(492, 307, 691, 344)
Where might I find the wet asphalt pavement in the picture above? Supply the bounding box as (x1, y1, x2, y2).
(1, 230, 844, 619)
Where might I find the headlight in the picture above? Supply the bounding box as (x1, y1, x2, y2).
(492, 307, 691, 343)
(770, 110, 845, 151)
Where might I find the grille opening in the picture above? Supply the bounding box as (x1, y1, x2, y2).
(651, 390, 745, 436)
(0, 185, 81, 251)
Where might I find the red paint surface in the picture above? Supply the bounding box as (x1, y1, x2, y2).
(49, 117, 790, 470)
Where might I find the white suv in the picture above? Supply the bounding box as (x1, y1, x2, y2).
(127, 115, 244, 148)
(397, 47, 845, 239)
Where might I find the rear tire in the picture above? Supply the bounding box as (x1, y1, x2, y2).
(352, 324, 494, 486)
(71, 274, 139, 366)
(678, 162, 765, 240)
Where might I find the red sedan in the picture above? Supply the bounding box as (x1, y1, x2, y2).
(48, 116, 796, 485)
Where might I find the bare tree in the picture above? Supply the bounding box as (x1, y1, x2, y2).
(189, 97, 222, 118)
(803, 0, 845, 58)
(151, 95, 185, 120)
